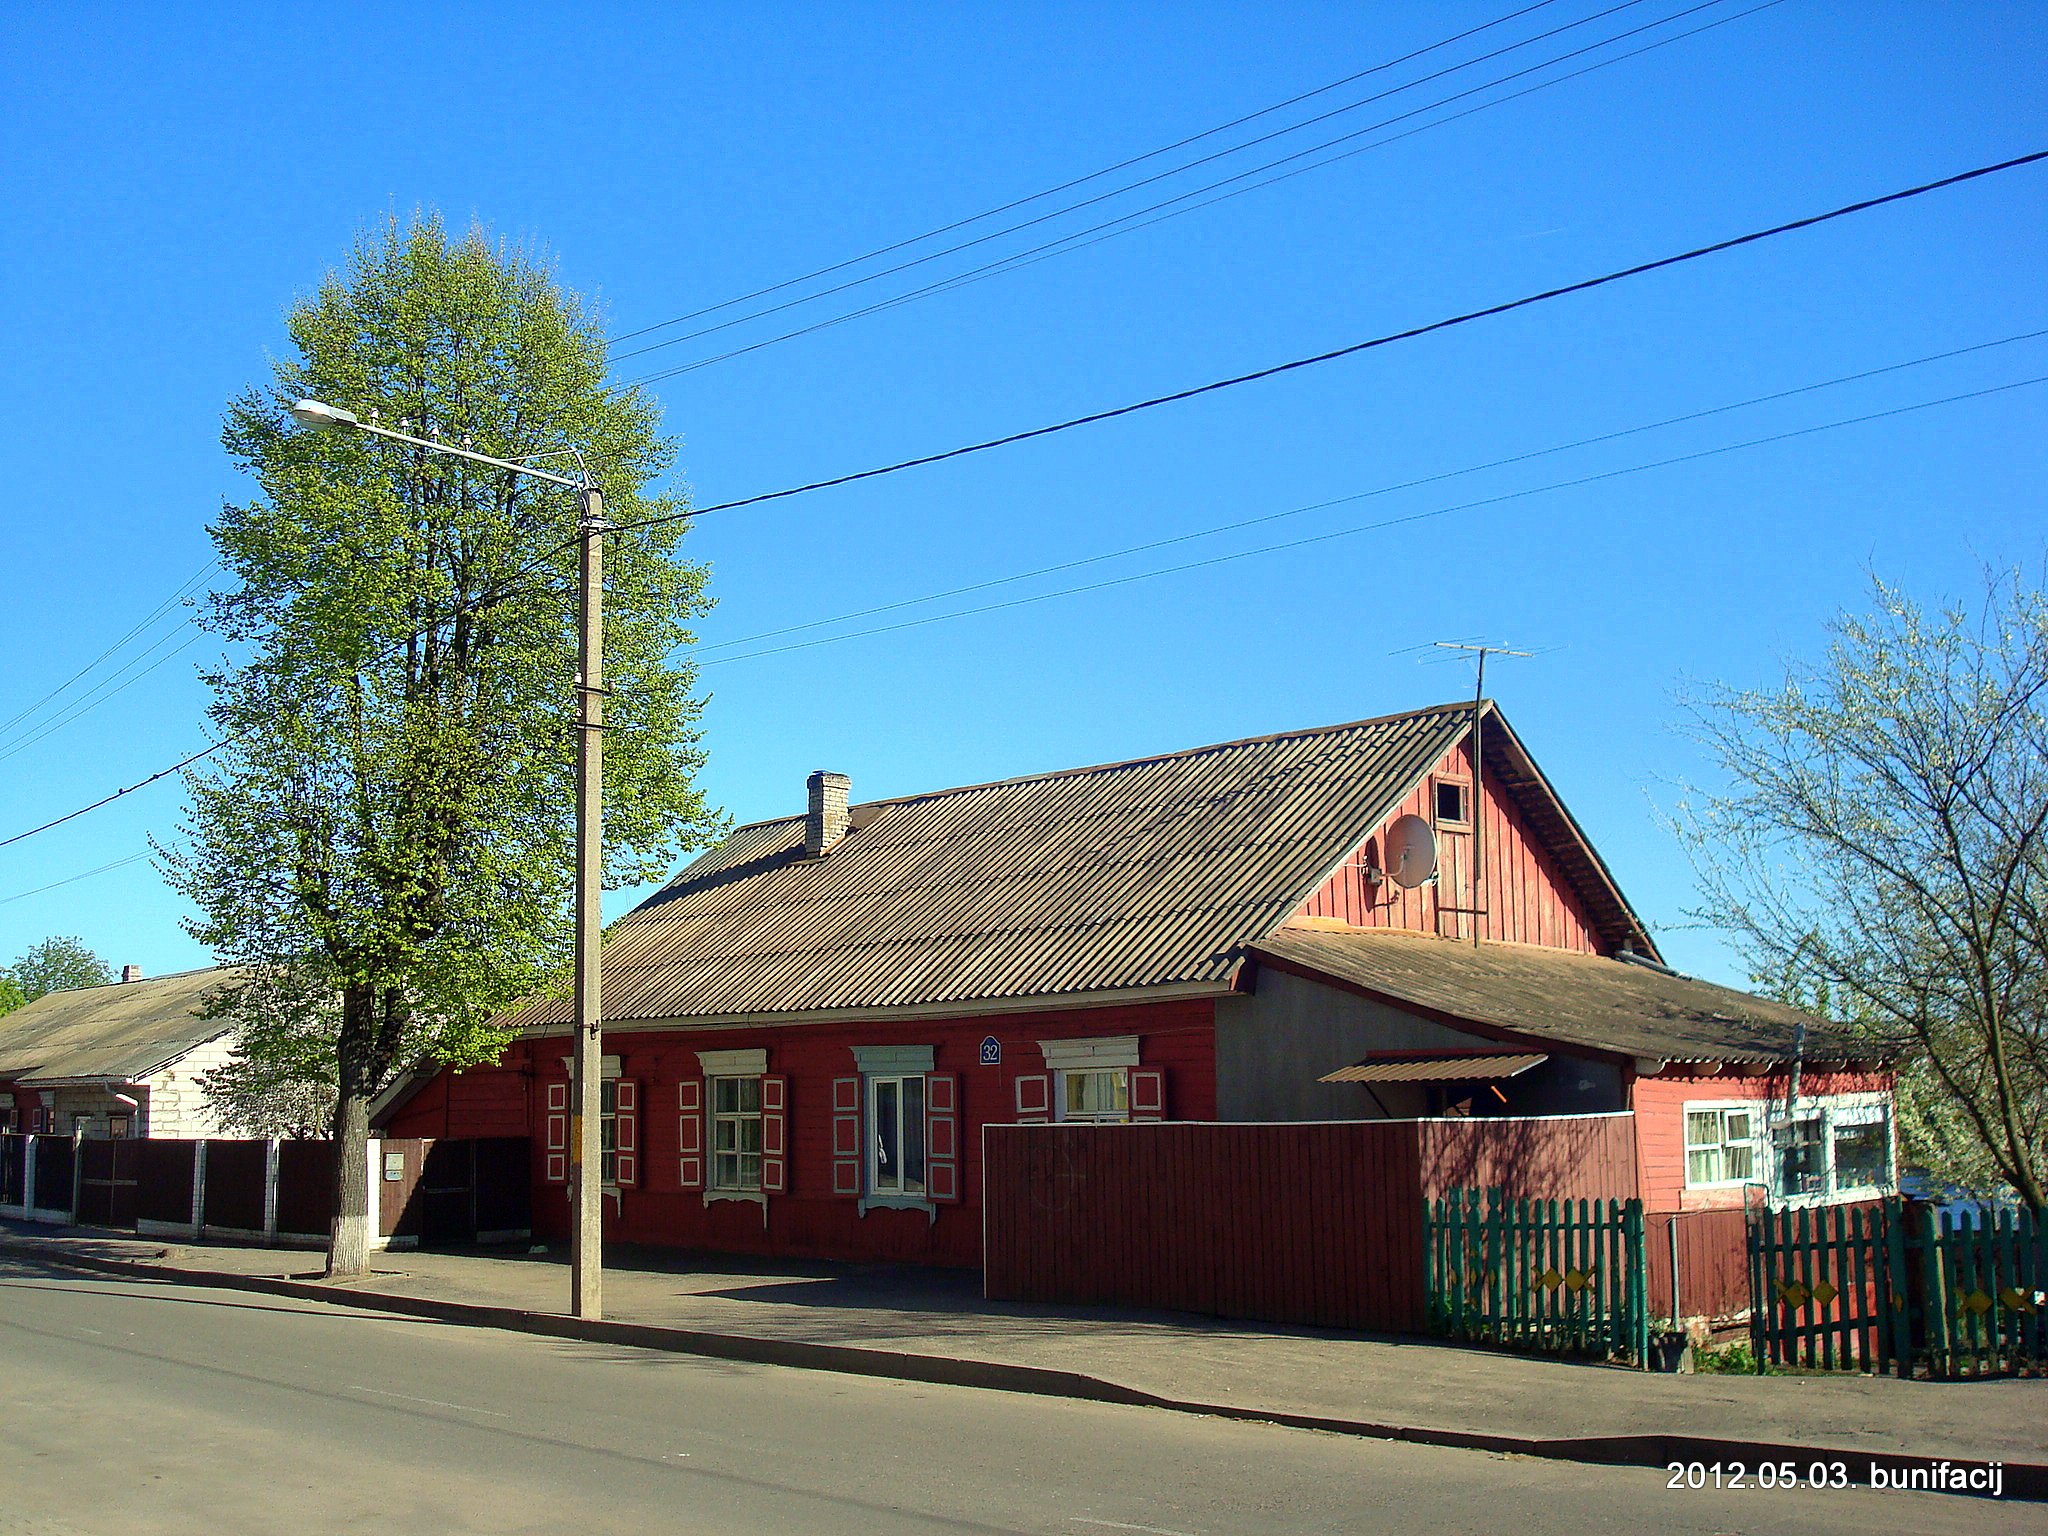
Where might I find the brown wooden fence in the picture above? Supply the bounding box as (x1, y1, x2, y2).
(1645, 1208, 1752, 1323)
(19, 1133, 528, 1247)
(983, 1115, 1639, 1333)
(76, 1139, 144, 1228)
(136, 1139, 198, 1227)
(202, 1139, 270, 1234)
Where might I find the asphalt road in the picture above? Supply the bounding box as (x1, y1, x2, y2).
(0, 1254, 2021, 1535)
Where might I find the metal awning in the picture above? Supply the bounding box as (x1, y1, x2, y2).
(1319, 1051, 1548, 1084)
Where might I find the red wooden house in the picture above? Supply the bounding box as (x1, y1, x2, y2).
(376, 702, 1896, 1267)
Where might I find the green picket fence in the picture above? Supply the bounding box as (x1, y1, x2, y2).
(1892, 1204, 2046, 1378)
(1424, 1187, 1649, 1365)
(1748, 1199, 2046, 1378)
(1747, 1201, 1887, 1371)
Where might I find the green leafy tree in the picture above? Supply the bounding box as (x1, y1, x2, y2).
(1676, 569, 2048, 1211)
(8, 936, 116, 1001)
(0, 974, 25, 1017)
(161, 215, 721, 1274)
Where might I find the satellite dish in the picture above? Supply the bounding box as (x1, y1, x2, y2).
(1384, 813, 1438, 889)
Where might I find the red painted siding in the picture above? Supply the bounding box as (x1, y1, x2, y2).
(388, 998, 1218, 1268)
(1632, 1068, 1894, 1213)
(1417, 1113, 1639, 1202)
(984, 1114, 1636, 1332)
(985, 1121, 1425, 1330)
(1297, 740, 1602, 952)
(1644, 1208, 1751, 1321)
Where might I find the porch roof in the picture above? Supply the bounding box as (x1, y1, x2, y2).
(1255, 927, 1886, 1067)
(1319, 1050, 1548, 1083)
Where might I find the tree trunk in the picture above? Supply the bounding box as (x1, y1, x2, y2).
(327, 985, 376, 1278)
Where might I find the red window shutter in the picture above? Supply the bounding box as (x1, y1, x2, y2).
(544, 1081, 568, 1183)
(1131, 1068, 1166, 1122)
(1014, 1074, 1050, 1124)
(831, 1076, 862, 1196)
(613, 1079, 639, 1187)
(925, 1072, 960, 1202)
(677, 1079, 704, 1191)
(761, 1074, 789, 1194)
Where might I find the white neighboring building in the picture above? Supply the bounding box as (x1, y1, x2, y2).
(0, 966, 238, 1138)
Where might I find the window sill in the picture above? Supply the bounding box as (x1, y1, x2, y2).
(704, 1188, 765, 1207)
(860, 1193, 937, 1224)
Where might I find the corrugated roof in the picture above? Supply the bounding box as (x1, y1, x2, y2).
(1255, 927, 1880, 1065)
(0, 967, 235, 1083)
(507, 705, 1478, 1028)
(1319, 1051, 1547, 1083)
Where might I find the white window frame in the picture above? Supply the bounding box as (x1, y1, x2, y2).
(1767, 1093, 1895, 1205)
(598, 1078, 620, 1188)
(1771, 1110, 1828, 1200)
(866, 1074, 928, 1198)
(1056, 1066, 1130, 1123)
(709, 1075, 763, 1194)
(1828, 1102, 1891, 1193)
(1039, 1035, 1139, 1124)
(1682, 1101, 1760, 1189)
(850, 1043, 936, 1214)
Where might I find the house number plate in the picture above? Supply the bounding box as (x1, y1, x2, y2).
(979, 1036, 1001, 1066)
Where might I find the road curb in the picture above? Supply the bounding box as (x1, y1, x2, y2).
(7, 1235, 2039, 1502)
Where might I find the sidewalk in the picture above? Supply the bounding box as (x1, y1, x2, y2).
(5, 1222, 2040, 1486)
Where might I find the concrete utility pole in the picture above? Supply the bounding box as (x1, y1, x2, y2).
(570, 485, 606, 1320)
(288, 399, 610, 1317)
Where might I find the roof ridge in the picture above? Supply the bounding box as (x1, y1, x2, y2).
(31, 963, 231, 998)
(721, 701, 1483, 836)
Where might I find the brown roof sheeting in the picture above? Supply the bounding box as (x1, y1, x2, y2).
(0, 966, 235, 1084)
(1256, 927, 1876, 1065)
(509, 706, 1483, 1028)
(1320, 1051, 1547, 1083)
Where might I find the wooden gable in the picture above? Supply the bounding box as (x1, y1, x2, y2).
(1293, 711, 1650, 957)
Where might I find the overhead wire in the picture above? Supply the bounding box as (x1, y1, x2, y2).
(6, 147, 2044, 853)
(610, 0, 1660, 366)
(698, 374, 2048, 667)
(608, 148, 2048, 534)
(0, 629, 210, 764)
(0, 853, 153, 907)
(624, 0, 1783, 387)
(0, 561, 214, 741)
(609, 0, 1569, 347)
(692, 327, 2048, 657)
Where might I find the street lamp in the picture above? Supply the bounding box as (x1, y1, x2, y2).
(292, 398, 611, 1321)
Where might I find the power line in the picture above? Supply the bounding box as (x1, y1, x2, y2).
(0, 538, 591, 850)
(608, 0, 1570, 348)
(691, 0, 1785, 388)
(0, 741, 227, 852)
(698, 374, 2048, 667)
(0, 561, 214, 741)
(0, 629, 209, 764)
(693, 327, 2048, 656)
(9, 151, 2045, 855)
(611, 0, 1665, 368)
(610, 148, 2048, 534)
(0, 853, 153, 907)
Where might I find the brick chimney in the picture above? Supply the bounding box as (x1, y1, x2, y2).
(804, 770, 850, 858)
(121, 965, 142, 984)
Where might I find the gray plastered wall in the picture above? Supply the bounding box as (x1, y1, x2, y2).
(1215, 965, 1624, 1122)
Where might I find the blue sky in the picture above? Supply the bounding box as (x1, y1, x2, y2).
(1, 1, 2043, 987)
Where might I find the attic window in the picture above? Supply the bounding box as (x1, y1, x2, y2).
(1433, 778, 1470, 827)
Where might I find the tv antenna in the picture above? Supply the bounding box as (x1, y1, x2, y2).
(1430, 642, 1532, 946)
